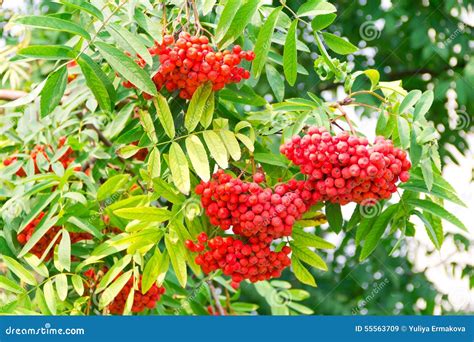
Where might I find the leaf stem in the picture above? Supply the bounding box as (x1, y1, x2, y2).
(350, 90, 387, 103)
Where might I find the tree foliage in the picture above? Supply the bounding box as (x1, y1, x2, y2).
(0, 0, 470, 315)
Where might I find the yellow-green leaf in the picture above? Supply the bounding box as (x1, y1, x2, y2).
(185, 83, 213, 132)
(153, 94, 175, 138)
(219, 130, 241, 161)
(169, 142, 190, 195)
(185, 135, 210, 182)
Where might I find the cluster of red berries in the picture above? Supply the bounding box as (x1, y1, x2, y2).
(186, 233, 291, 289)
(187, 170, 316, 288)
(195, 170, 314, 241)
(280, 126, 411, 205)
(108, 275, 165, 314)
(3, 137, 79, 177)
(17, 212, 92, 260)
(123, 32, 255, 99)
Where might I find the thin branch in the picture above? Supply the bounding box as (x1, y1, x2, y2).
(0, 89, 27, 101)
(207, 280, 225, 316)
(335, 103, 356, 135)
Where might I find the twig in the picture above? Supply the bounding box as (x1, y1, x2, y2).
(0, 89, 27, 101)
(207, 280, 225, 316)
(335, 103, 356, 135)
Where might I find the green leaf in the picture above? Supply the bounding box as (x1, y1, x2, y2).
(185, 135, 210, 182)
(254, 152, 288, 167)
(292, 228, 335, 249)
(265, 64, 284, 102)
(291, 242, 327, 271)
(297, 1, 337, 17)
(18, 192, 59, 234)
(2, 255, 37, 285)
(19, 215, 59, 258)
(43, 280, 57, 314)
(67, 217, 103, 239)
(292, 257, 316, 287)
(40, 65, 68, 118)
(55, 273, 68, 301)
(200, 93, 215, 129)
(117, 144, 142, 159)
(138, 109, 158, 144)
(147, 147, 161, 181)
(58, 230, 71, 272)
(59, 0, 103, 20)
(142, 248, 168, 293)
(185, 83, 213, 132)
(363, 69, 380, 90)
(77, 54, 115, 111)
(97, 174, 129, 201)
(219, 130, 241, 161)
(114, 207, 172, 222)
(412, 210, 443, 249)
(410, 128, 423, 167)
(95, 255, 132, 293)
(108, 23, 152, 66)
(165, 234, 187, 288)
(95, 42, 157, 96)
(71, 274, 84, 296)
(399, 179, 465, 207)
(359, 205, 398, 261)
(325, 202, 343, 233)
(397, 116, 410, 149)
(219, 0, 260, 48)
(311, 13, 336, 31)
(321, 32, 358, 55)
(413, 90, 433, 121)
(153, 94, 175, 139)
(0, 275, 25, 294)
(399, 89, 422, 114)
(406, 199, 467, 231)
(14, 15, 91, 40)
(202, 0, 217, 15)
(99, 270, 132, 309)
(17, 45, 75, 60)
(202, 130, 228, 169)
(420, 156, 433, 192)
(251, 6, 282, 79)
(152, 179, 185, 204)
(104, 103, 134, 139)
(169, 142, 191, 195)
(215, 0, 242, 43)
(283, 19, 298, 86)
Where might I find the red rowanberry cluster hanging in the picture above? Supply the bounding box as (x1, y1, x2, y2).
(187, 234, 291, 289)
(195, 170, 315, 241)
(280, 126, 411, 205)
(108, 275, 166, 314)
(187, 170, 317, 288)
(16, 212, 92, 260)
(3, 137, 80, 177)
(123, 32, 254, 99)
